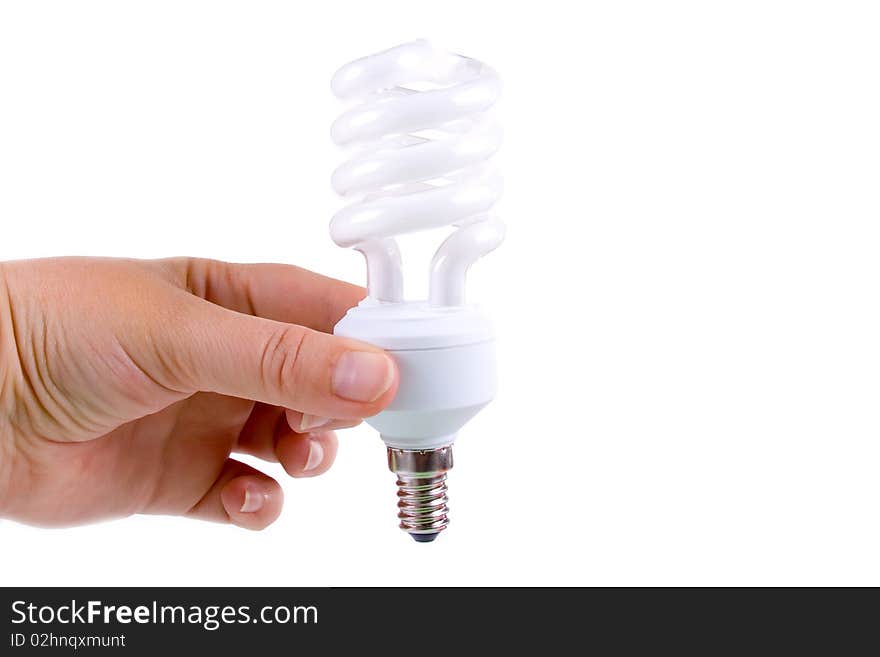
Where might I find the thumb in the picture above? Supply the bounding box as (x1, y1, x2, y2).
(149, 292, 397, 419)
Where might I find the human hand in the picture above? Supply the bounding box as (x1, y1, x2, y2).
(0, 257, 398, 529)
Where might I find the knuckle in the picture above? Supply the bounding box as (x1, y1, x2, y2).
(259, 324, 307, 399)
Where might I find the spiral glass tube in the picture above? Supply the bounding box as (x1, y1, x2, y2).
(330, 39, 504, 305)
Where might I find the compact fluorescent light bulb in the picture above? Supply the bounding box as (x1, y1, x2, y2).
(330, 40, 504, 542)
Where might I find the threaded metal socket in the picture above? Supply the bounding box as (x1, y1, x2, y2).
(387, 446, 454, 542)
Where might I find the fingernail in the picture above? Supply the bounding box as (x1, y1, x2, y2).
(240, 487, 266, 513)
(303, 439, 325, 473)
(333, 352, 394, 403)
(300, 414, 331, 432)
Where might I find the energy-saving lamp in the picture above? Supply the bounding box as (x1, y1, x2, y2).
(330, 40, 504, 542)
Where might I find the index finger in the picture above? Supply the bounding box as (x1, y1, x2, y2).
(161, 257, 365, 332)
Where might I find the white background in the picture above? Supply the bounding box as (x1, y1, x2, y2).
(1, 1, 878, 586)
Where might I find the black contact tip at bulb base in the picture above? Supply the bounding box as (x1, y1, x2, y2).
(410, 533, 439, 543)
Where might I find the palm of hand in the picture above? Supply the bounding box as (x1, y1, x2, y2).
(13, 393, 255, 526)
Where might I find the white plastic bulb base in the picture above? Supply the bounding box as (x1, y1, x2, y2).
(334, 299, 497, 541)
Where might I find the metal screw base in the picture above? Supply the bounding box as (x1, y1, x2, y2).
(387, 446, 453, 542)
